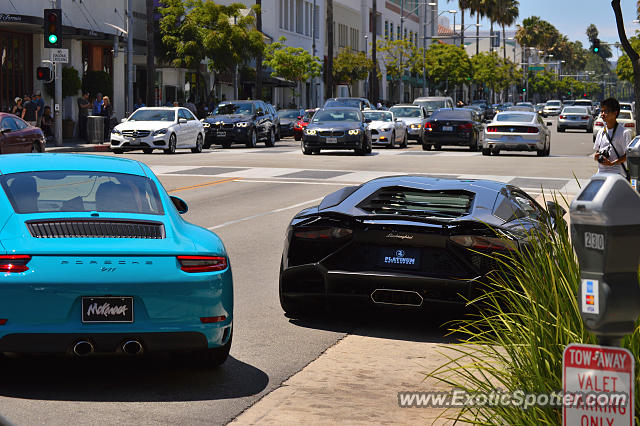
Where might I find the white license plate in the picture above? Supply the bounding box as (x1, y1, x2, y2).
(129, 139, 140, 145)
(442, 126, 453, 131)
(216, 132, 226, 137)
(326, 137, 338, 143)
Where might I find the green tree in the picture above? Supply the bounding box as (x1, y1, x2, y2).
(376, 38, 413, 101)
(333, 48, 372, 96)
(496, 0, 519, 60)
(263, 36, 322, 103)
(515, 16, 558, 53)
(612, 0, 640, 129)
(616, 36, 640, 83)
(418, 43, 472, 92)
(528, 70, 556, 99)
(471, 51, 518, 100)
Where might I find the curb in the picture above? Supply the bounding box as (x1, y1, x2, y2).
(45, 144, 111, 153)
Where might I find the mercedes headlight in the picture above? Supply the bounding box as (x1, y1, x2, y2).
(153, 128, 168, 136)
(236, 122, 249, 128)
(305, 129, 317, 135)
(111, 128, 122, 135)
(348, 129, 360, 135)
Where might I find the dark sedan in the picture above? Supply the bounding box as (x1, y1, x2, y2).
(302, 108, 372, 155)
(202, 100, 276, 148)
(0, 113, 46, 153)
(279, 176, 565, 316)
(423, 108, 484, 151)
(277, 108, 304, 137)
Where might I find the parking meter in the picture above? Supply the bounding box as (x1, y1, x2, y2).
(570, 173, 640, 346)
(626, 136, 640, 192)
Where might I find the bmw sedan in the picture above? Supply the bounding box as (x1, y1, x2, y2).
(279, 176, 565, 316)
(302, 108, 372, 155)
(110, 107, 204, 154)
(483, 111, 552, 156)
(0, 154, 233, 366)
(203, 100, 276, 148)
(423, 108, 484, 151)
(363, 110, 407, 148)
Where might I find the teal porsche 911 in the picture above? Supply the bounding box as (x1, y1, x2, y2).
(0, 154, 232, 366)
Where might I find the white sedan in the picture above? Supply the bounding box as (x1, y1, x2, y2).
(483, 111, 552, 156)
(363, 110, 408, 148)
(110, 107, 205, 154)
(592, 110, 636, 143)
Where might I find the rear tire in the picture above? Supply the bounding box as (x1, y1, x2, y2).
(422, 143, 432, 151)
(558, 127, 565, 133)
(265, 128, 275, 147)
(401, 132, 408, 148)
(482, 148, 491, 156)
(302, 143, 313, 155)
(434, 144, 442, 151)
(142, 148, 154, 154)
(246, 129, 257, 148)
(191, 134, 203, 153)
(188, 330, 232, 368)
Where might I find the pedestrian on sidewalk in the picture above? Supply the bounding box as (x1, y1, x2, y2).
(101, 96, 113, 142)
(77, 92, 91, 140)
(21, 95, 37, 126)
(11, 97, 23, 117)
(92, 93, 103, 116)
(34, 91, 44, 127)
(184, 97, 197, 117)
(593, 97, 630, 179)
(133, 98, 145, 111)
(41, 106, 53, 138)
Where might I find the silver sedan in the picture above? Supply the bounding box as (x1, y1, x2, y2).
(483, 111, 552, 156)
(389, 105, 427, 144)
(557, 106, 594, 133)
(363, 110, 407, 148)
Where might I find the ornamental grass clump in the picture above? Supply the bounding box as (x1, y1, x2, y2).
(426, 193, 640, 424)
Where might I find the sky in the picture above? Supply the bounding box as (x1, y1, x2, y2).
(453, 0, 639, 60)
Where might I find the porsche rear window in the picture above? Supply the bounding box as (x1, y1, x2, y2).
(357, 187, 474, 218)
(1, 171, 165, 214)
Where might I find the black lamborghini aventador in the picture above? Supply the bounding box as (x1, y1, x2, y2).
(279, 176, 565, 316)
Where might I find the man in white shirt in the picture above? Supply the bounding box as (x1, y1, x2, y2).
(593, 97, 631, 177)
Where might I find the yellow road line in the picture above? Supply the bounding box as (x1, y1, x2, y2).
(168, 177, 237, 193)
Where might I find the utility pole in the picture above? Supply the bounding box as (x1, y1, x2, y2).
(325, 0, 334, 99)
(312, 0, 316, 106)
(55, 0, 62, 146)
(371, 0, 378, 103)
(422, 2, 428, 96)
(127, 0, 133, 115)
(255, 0, 263, 100)
(146, 0, 155, 106)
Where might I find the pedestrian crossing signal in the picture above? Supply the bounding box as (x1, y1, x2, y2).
(36, 67, 52, 81)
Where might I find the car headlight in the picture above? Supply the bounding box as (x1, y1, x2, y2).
(410, 124, 421, 129)
(111, 128, 121, 135)
(305, 129, 317, 135)
(348, 129, 360, 135)
(153, 128, 168, 136)
(236, 122, 249, 128)
(202, 122, 210, 128)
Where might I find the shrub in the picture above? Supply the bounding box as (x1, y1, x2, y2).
(82, 71, 113, 100)
(44, 67, 82, 99)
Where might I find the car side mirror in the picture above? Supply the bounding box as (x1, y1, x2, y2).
(546, 200, 566, 218)
(0, 127, 11, 134)
(170, 196, 188, 214)
(121, 118, 127, 123)
(178, 118, 187, 124)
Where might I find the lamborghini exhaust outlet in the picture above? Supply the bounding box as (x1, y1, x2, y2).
(370, 289, 424, 307)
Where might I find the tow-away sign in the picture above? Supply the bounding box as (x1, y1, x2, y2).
(563, 343, 634, 425)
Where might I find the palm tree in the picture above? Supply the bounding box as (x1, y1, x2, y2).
(483, 0, 499, 53)
(468, 0, 485, 56)
(448, 0, 472, 47)
(496, 0, 519, 60)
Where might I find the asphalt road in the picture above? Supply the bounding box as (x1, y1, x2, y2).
(0, 120, 598, 425)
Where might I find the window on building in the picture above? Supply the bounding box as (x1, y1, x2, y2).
(304, 2, 310, 36)
(296, 0, 303, 34)
(384, 20, 388, 39)
(338, 23, 348, 48)
(404, 28, 407, 40)
(314, 5, 319, 38)
(397, 25, 400, 40)
(349, 27, 359, 51)
(289, 0, 294, 30)
(279, 0, 284, 29)
(409, 31, 413, 44)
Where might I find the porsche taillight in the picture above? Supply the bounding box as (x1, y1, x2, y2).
(294, 227, 353, 240)
(0, 255, 31, 273)
(177, 255, 227, 273)
(450, 235, 517, 251)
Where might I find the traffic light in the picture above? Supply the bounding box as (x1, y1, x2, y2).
(36, 66, 52, 81)
(592, 38, 600, 54)
(522, 88, 526, 93)
(44, 9, 62, 48)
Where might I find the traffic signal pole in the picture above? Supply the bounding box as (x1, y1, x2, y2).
(55, 0, 62, 146)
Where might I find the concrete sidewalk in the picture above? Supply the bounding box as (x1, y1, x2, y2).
(44, 138, 110, 153)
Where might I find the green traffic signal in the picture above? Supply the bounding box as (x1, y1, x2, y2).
(48, 34, 57, 44)
(522, 88, 526, 92)
(594, 47, 599, 53)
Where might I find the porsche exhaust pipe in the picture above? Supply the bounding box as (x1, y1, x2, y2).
(371, 289, 424, 307)
(122, 340, 143, 355)
(73, 340, 94, 356)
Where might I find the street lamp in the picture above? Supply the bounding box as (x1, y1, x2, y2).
(364, 34, 369, 99)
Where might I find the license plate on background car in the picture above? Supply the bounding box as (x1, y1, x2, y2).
(129, 139, 140, 145)
(82, 296, 134, 323)
(217, 132, 226, 137)
(377, 248, 421, 270)
(442, 126, 453, 131)
(326, 137, 338, 143)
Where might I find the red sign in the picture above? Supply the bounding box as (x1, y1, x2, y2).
(563, 343, 634, 426)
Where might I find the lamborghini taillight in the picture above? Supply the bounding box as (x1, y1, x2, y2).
(294, 227, 353, 240)
(0, 255, 31, 273)
(450, 235, 517, 251)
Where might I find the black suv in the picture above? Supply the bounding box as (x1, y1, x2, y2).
(324, 97, 375, 111)
(203, 100, 277, 148)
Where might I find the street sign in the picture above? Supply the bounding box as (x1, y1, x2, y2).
(529, 66, 545, 70)
(563, 343, 634, 426)
(50, 48, 68, 63)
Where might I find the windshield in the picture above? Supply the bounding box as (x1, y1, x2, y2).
(325, 99, 361, 108)
(128, 109, 175, 122)
(414, 100, 446, 111)
(563, 107, 588, 114)
(313, 109, 361, 122)
(431, 110, 472, 120)
(278, 110, 301, 119)
(390, 107, 421, 118)
(620, 104, 632, 111)
(363, 111, 392, 122)
(496, 113, 534, 123)
(546, 101, 561, 106)
(574, 101, 592, 106)
(1, 171, 164, 214)
(213, 103, 254, 115)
